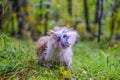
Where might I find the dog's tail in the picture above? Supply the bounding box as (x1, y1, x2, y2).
(36, 36, 49, 57)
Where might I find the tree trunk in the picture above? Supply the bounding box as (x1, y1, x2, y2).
(44, 0, 51, 35)
(94, 0, 99, 24)
(98, 0, 103, 42)
(22, 0, 29, 16)
(39, 0, 43, 21)
(83, 0, 91, 33)
(110, 0, 120, 37)
(12, 0, 24, 37)
(67, 0, 72, 16)
(111, 10, 114, 37)
(0, 4, 3, 31)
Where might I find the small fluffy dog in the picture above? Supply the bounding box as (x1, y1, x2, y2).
(36, 26, 78, 68)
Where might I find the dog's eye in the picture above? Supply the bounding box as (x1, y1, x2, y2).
(63, 34, 67, 38)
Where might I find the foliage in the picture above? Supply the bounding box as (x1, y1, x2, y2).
(0, 0, 119, 40)
(0, 34, 120, 79)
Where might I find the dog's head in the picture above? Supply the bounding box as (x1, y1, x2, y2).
(49, 26, 79, 48)
(60, 30, 79, 48)
(48, 26, 67, 40)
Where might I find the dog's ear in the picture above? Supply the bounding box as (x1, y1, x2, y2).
(75, 33, 79, 44)
(47, 30, 55, 35)
(54, 26, 61, 31)
(47, 26, 60, 35)
(73, 31, 79, 44)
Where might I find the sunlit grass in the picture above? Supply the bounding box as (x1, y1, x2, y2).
(0, 34, 120, 79)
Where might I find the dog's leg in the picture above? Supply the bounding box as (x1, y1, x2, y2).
(62, 49, 73, 70)
(67, 58, 72, 71)
(38, 51, 47, 66)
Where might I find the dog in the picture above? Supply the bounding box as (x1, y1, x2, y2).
(36, 26, 79, 68)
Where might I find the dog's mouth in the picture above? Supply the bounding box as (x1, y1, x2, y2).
(61, 41, 70, 48)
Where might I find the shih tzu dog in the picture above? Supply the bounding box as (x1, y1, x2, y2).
(36, 26, 79, 69)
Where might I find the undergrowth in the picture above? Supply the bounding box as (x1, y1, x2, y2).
(0, 34, 120, 80)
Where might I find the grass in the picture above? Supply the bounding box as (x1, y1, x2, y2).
(0, 34, 120, 80)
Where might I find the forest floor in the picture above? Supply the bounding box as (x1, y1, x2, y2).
(0, 34, 120, 80)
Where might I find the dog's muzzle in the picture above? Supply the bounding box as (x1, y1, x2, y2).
(60, 34, 70, 48)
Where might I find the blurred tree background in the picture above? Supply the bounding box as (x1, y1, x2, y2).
(0, 0, 120, 79)
(0, 0, 120, 42)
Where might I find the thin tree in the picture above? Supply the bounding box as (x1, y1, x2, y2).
(39, 0, 43, 21)
(22, 0, 29, 16)
(0, 4, 3, 31)
(67, 0, 72, 16)
(111, 0, 120, 37)
(94, 0, 99, 24)
(83, 0, 91, 33)
(11, 0, 24, 37)
(44, 0, 51, 35)
(97, 0, 103, 42)
(111, 6, 115, 37)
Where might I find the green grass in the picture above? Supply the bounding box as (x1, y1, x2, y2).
(0, 34, 120, 80)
